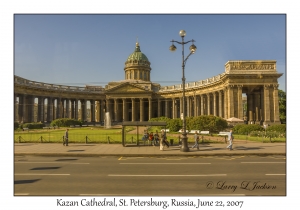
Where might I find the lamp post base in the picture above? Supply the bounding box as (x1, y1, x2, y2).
(180, 133, 190, 152)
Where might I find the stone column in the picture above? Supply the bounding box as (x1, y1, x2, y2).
(101, 100, 105, 122)
(228, 85, 234, 118)
(80, 100, 84, 121)
(186, 96, 190, 117)
(273, 84, 280, 123)
(148, 98, 152, 120)
(114, 99, 118, 122)
(96, 101, 100, 122)
(248, 93, 254, 123)
(37, 97, 41, 122)
(238, 85, 243, 119)
(70, 100, 74, 119)
(264, 85, 271, 123)
(219, 91, 223, 118)
(180, 97, 183, 117)
(64, 99, 68, 118)
(39, 97, 44, 122)
(18, 94, 24, 122)
(47, 97, 53, 122)
(223, 88, 228, 119)
(165, 99, 169, 118)
(138, 98, 143, 121)
(193, 96, 197, 117)
(75, 99, 79, 120)
(158, 99, 161, 117)
(90, 100, 95, 122)
(131, 98, 136, 121)
(200, 95, 204, 116)
(254, 93, 260, 123)
(56, 98, 60, 119)
(122, 99, 128, 121)
(172, 98, 176, 119)
(29, 96, 35, 122)
(213, 92, 217, 116)
(207, 94, 211, 115)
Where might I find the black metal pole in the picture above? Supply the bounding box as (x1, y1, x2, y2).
(180, 36, 189, 152)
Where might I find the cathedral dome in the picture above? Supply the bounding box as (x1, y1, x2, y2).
(124, 42, 151, 82)
(126, 42, 149, 62)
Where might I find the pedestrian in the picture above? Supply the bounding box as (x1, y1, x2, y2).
(226, 129, 233, 150)
(149, 132, 154, 146)
(64, 128, 69, 146)
(161, 130, 169, 148)
(192, 131, 200, 150)
(154, 130, 159, 146)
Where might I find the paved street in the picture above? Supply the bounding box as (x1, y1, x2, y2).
(14, 155, 286, 196)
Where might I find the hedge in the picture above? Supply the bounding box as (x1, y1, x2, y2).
(22, 122, 45, 129)
(50, 118, 82, 127)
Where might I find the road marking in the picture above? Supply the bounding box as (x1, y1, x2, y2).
(241, 162, 285, 164)
(266, 174, 286, 176)
(14, 162, 89, 164)
(108, 174, 226, 177)
(120, 163, 211, 165)
(15, 173, 70, 176)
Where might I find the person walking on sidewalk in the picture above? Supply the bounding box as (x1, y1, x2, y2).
(160, 130, 169, 150)
(64, 129, 69, 146)
(226, 129, 233, 150)
(154, 130, 159, 146)
(192, 131, 200, 150)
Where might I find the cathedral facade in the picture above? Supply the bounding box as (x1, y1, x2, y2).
(14, 42, 283, 125)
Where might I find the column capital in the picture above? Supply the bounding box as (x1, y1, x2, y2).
(264, 84, 271, 90)
(237, 85, 243, 89)
(273, 84, 279, 90)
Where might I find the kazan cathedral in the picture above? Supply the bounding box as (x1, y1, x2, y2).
(14, 42, 283, 125)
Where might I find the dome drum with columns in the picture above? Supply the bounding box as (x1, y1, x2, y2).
(14, 42, 283, 125)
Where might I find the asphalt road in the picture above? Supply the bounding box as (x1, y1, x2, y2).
(14, 155, 286, 196)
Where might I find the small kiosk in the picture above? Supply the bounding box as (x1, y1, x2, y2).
(121, 121, 167, 147)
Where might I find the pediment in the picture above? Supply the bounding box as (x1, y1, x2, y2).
(106, 83, 148, 93)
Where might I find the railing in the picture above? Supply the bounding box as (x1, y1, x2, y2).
(14, 76, 105, 93)
(159, 73, 225, 92)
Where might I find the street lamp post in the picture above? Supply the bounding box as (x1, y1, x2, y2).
(169, 30, 197, 152)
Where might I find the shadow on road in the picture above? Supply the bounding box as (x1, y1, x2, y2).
(14, 179, 40, 185)
(30, 167, 61, 170)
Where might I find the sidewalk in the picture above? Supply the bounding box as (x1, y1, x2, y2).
(14, 142, 286, 157)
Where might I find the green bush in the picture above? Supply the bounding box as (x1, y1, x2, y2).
(168, 118, 182, 132)
(50, 118, 82, 127)
(14, 122, 19, 130)
(266, 124, 286, 133)
(187, 115, 227, 133)
(22, 122, 45, 129)
(233, 124, 264, 135)
(150, 115, 227, 133)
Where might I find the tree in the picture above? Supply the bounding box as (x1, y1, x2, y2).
(278, 89, 286, 124)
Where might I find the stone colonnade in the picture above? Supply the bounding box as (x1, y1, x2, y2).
(14, 84, 280, 125)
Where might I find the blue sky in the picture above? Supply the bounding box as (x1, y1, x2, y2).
(14, 14, 286, 90)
